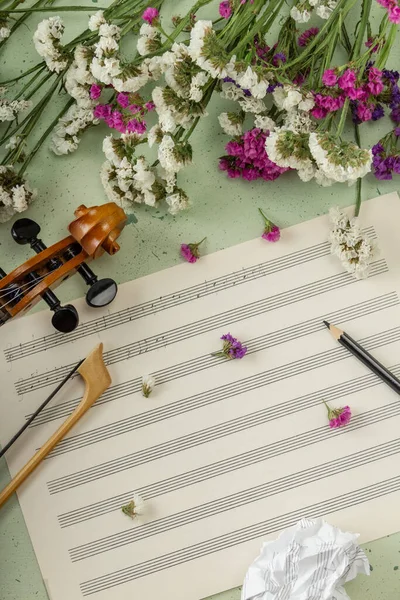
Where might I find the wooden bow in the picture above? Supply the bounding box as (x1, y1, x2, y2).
(0, 344, 111, 508)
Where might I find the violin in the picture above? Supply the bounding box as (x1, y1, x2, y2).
(0, 203, 127, 333)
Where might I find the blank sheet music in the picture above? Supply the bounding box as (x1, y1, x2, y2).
(1, 192, 400, 600)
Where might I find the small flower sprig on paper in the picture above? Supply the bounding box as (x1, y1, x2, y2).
(259, 208, 281, 242)
(121, 493, 145, 520)
(329, 207, 377, 279)
(180, 237, 206, 263)
(142, 375, 156, 398)
(323, 400, 352, 428)
(212, 333, 247, 360)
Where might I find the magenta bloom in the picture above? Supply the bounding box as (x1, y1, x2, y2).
(117, 93, 130, 108)
(259, 208, 280, 242)
(219, 0, 232, 17)
(322, 69, 337, 87)
(262, 225, 281, 242)
(376, 0, 400, 22)
(311, 106, 328, 119)
(145, 101, 155, 111)
(298, 27, 319, 47)
(214, 333, 248, 360)
(180, 238, 206, 263)
(356, 103, 373, 122)
(220, 128, 288, 182)
(93, 103, 112, 120)
(142, 6, 159, 24)
(337, 69, 356, 91)
(323, 401, 352, 428)
(90, 84, 102, 100)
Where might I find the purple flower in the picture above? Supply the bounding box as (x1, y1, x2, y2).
(322, 69, 337, 87)
(219, 0, 232, 18)
(117, 93, 130, 108)
(391, 105, 400, 123)
(323, 401, 352, 428)
(90, 84, 102, 100)
(142, 6, 159, 24)
(180, 238, 206, 263)
(383, 69, 399, 84)
(214, 333, 248, 360)
(394, 126, 400, 136)
(372, 104, 385, 120)
(272, 53, 286, 66)
(298, 27, 319, 47)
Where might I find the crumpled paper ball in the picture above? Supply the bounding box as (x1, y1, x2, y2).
(241, 518, 370, 600)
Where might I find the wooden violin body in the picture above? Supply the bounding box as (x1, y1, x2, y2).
(0, 203, 127, 333)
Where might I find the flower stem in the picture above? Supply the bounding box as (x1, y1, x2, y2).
(355, 177, 362, 217)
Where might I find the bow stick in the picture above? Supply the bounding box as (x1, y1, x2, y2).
(0, 343, 111, 508)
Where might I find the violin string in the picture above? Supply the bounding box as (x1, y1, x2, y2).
(0, 272, 49, 300)
(0, 275, 50, 308)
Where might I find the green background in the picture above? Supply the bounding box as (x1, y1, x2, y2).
(0, 1, 400, 598)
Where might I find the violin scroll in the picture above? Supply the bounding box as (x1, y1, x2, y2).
(68, 203, 127, 258)
(0, 202, 127, 332)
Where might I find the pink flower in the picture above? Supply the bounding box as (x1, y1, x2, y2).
(347, 87, 365, 100)
(219, 1, 232, 18)
(117, 93, 130, 108)
(180, 238, 206, 263)
(90, 84, 102, 100)
(323, 401, 352, 428)
(142, 6, 159, 24)
(93, 103, 112, 120)
(311, 106, 328, 119)
(298, 27, 319, 47)
(259, 208, 280, 242)
(365, 37, 379, 52)
(337, 69, 356, 91)
(145, 101, 155, 111)
(322, 69, 337, 87)
(356, 103, 373, 122)
(127, 119, 147, 134)
(389, 4, 400, 22)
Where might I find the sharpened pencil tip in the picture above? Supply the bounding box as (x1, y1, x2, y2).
(323, 320, 330, 328)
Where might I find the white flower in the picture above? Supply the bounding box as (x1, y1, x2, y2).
(142, 374, 155, 398)
(220, 81, 244, 101)
(189, 71, 209, 102)
(309, 132, 372, 184)
(0, 166, 36, 223)
(254, 115, 276, 132)
(0, 98, 31, 122)
(273, 85, 303, 111)
(147, 125, 163, 148)
(51, 103, 96, 155)
(282, 111, 314, 134)
(238, 96, 266, 114)
(121, 493, 145, 519)
(266, 129, 316, 182)
(0, 27, 10, 40)
(152, 86, 176, 132)
(65, 46, 96, 108)
(112, 66, 149, 93)
(188, 20, 213, 61)
(316, 0, 337, 18)
(102, 136, 123, 167)
(88, 10, 106, 31)
(329, 207, 377, 279)
(166, 189, 190, 214)
(33, 17, 68, 73)
(218, 112, 243, 136)
(290, 6, 311, 21)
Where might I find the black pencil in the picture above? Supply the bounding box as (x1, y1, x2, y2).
(323, 320, 400, 395)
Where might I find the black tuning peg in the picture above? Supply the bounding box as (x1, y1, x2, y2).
(64, 246, 118, 308)
(12, 218, 44, 252)
(11, 219, 79, 333)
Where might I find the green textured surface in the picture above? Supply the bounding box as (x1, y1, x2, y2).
(1, 1, 400, 599)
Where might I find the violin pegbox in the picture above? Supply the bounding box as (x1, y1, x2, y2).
(0, 203, 127, 333)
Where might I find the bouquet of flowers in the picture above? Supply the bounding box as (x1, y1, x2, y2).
(0, 0, 399, 223)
